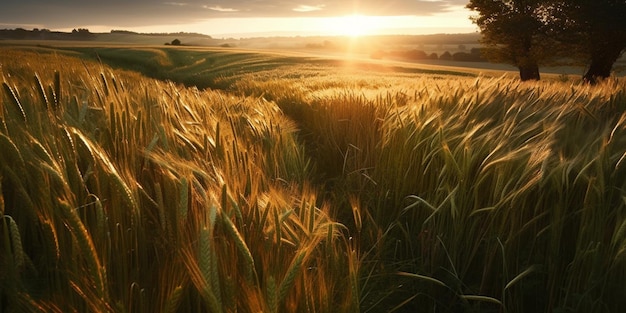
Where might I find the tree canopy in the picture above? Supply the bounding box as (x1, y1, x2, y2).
(467, 0, 626, 82)
(565, 0, 626, 83)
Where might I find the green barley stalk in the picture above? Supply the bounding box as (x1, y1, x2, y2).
(100, 73, 110, 97)
(348, 248, 360, 311)
(220, 209, 256, 283)
(33, 73, 50, 110)
(198, 226, 223, 312)
(1, 165, 37, 224)
(154, 182, 168, 232)
(178, 177, 189, 223)
(163, 285, 184, 313)
(71, 127, 138, 211)
(0, 133, 26, 169)
(4, 215, 25, 268)
(612, 218, 626, 262)
(278, 249, 306, 303)
(267, 275, 278, 313)
(58, 200, 109, 305)
(2, 81, 27, 123)
(53, 70, 61, 110)
(47, 85, 58, 112)
(273, 206, 282, 246)
(93, 195, 106, 243)
(41, 218, 61, 261)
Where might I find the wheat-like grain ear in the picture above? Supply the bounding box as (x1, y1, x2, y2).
(278, 249, 306, 303)
(4, 215, 25, 268)
(2, 81, 27, 123)
(220, 208, 256, 283)
(58, 200, 109, 304)
(33, 73, 50, 110)
(266, 275, 278, 313)
(197, 226, 224, 313)
(53, 70, 61, 110)
(163, 285, 184, 313)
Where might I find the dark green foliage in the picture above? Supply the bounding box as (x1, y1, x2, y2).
(563, 0, 626, 83)
(467, 0, 554, 81)
(468, 0, 626, 82)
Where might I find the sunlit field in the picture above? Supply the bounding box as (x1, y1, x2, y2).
(2, 46, 626, 313)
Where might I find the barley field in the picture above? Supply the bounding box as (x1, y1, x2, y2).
(1, 46, 626, 313)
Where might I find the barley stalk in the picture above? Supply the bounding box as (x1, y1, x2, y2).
(155, 182, 167, 231)
(53, 70, 61, 110)
(5, 215, 25, 268)
(198, 226, 223, 312)
(163, 285, 184, 313)
(58, 200, 108, 304)
(221, 209, 256, 282)
(0, 133, 26, 170)
(2, 81, 27, 123)
(278, 249, 306, 303)
(267, 275, 278, 313)
(178, 177, 189, 223)
(100, 73, 109, 97)
(33, 73, 50, 110)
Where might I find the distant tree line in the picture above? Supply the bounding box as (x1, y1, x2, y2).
(113, 30, 212, 38)
(370, 48, 487, 62)
(0, 28, 212, 41)
(467, 0, 626, 83)
(0, 28, 93, 40)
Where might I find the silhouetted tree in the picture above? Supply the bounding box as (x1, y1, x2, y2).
(562, 0, 626, 83)
(469, 0, 626, 83)
(171, 39, 181, 46)
(71, 28, 93, 39)
(467, 0, 556, 81)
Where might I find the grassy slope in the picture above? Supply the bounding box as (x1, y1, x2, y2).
(50, 45, 479, 89)
(2, 45, 626, 312)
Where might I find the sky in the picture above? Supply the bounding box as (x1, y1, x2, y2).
(0, 0, 477, 37)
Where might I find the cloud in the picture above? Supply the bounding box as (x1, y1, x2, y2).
(292, 4, 326, 12)
(0, 0, 471, 31)
(163, 2, 188, 6)
(204, 5, 239, 12)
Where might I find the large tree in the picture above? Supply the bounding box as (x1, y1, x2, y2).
(467, 0, 556, 81)
(565, 0, 626, 83)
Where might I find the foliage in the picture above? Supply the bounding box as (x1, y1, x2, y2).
(467, 0, 557, 81)
(560, 0, 626, 83)
(468, 0, 626, 82)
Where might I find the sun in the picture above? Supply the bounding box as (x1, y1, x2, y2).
(328, 14, 382, 37)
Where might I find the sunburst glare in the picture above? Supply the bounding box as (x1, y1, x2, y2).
(325, 14, 385, 37)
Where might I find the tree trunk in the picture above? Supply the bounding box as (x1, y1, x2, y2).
(519, 63, 540, 81)
(583, 46, 624, 84)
